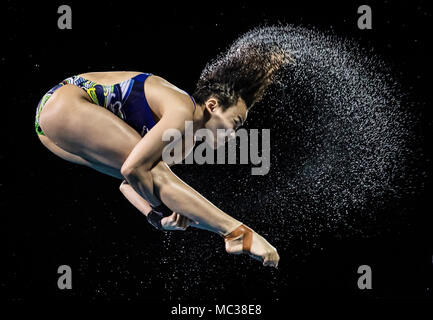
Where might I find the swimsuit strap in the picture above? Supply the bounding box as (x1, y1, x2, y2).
(188, 94, 197, 113)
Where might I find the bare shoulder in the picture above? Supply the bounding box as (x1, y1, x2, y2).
(145, 75, 195, 118)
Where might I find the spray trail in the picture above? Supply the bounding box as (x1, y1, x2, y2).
(228, 25, 423, 241)
(161, 24, 426, 298)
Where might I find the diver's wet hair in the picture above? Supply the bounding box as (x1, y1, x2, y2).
(193, 26, 296, 110)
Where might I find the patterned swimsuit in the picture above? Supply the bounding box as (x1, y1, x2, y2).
(35, 73, 196, 137)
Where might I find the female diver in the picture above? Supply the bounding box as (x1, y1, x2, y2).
(34, 36, 293, 268)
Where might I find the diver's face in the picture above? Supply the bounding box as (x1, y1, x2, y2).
(203, 97, 248, 149)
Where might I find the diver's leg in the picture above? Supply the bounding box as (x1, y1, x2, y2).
(38, 134, 124, 179)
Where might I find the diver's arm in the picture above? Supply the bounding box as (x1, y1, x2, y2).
(120, 104, 242, 236)
(120, 180, 197, 231)
(120, 104, 188, 207)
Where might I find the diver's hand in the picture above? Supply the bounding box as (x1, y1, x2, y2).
(161, 212, 195, 231)
(224, 225, 280, 268)
(147, 204, 193, 231)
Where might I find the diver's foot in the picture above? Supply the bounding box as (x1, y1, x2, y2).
(224, 224, 279, 268)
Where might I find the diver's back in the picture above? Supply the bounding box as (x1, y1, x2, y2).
(77, 71, 143, 86)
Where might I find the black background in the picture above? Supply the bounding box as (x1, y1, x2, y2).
(1, 0, 432, 313)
